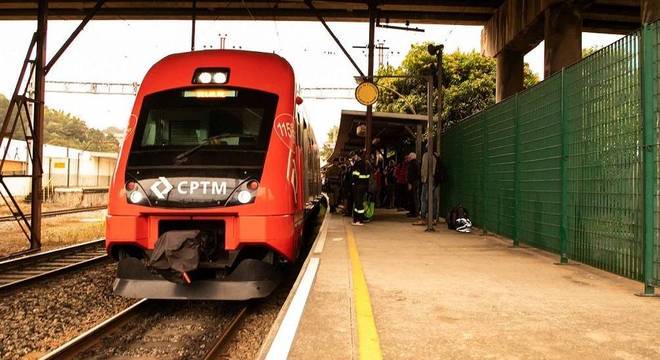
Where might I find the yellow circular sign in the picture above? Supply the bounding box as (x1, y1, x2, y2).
(355, 81, 379, 106)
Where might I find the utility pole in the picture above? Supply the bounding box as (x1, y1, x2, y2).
(365, 1, 376, 156)
(219, 33, 227, 49)
(31, 0, 48, 250)
(426, 75, 435, 232)
(428, 43, 444, 223)
(429, 44, 444, 159)
(353, 41, 389, 68)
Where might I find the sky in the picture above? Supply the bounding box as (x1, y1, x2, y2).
(0, 20, 624, 149)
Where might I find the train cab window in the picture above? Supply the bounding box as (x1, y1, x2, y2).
(128, 88, 277, 168)
(140, 108, 263, 147)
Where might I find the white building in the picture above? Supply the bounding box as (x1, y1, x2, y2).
(0, 140, 117, 196)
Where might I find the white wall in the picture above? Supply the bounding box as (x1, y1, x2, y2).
(0, 140, 117, 196)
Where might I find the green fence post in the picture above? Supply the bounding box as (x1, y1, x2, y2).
(559, 69, 569, 264)
(512, 93, 520, 247)
(640, 24, 657, 296)
(481, 119, 488, 233)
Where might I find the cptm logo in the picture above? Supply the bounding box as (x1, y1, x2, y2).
(150, 176, 173, 200)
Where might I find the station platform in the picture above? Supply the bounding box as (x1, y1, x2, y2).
(261, 210, 660, 359)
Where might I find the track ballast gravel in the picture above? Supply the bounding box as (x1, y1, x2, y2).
(0, 261, 135, 360)
(80, 300, 244, 360)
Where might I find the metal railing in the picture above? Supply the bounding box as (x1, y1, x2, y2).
(442, 21, 660, 294)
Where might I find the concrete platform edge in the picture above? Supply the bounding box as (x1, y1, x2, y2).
(256, 197, 330, 359)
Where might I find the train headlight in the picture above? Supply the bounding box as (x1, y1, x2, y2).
(237, 190, 252, 204)
(193, 69, 229, 84)
(212, 72, 228, 84)
(128, 191, 144, 204)
(197, 72, 213, 84)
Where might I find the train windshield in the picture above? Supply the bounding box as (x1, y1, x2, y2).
(127, 87, 277, 169)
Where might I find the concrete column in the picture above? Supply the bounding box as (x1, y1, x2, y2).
(544, 2, 582, 78)
(496, 49, 525, 102)
(642, 0, 660, 24)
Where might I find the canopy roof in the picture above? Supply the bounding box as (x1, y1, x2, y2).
(329, 110, 427, 161)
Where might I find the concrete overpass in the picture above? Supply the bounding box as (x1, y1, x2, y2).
(482, 0, 660, 101)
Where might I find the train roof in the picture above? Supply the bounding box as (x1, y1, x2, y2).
(138, 50, 295, 97)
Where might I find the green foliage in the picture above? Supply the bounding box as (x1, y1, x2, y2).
(0, 93, 119, 152)
(375, 44, 539, 127)
(0, 93, 8, 121)
(320, 125, 339, 162)
(582, 46, 603, 58)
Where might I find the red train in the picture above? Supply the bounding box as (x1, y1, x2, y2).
(105, 50, 321, 300)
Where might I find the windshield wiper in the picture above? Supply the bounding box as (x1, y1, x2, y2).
(173, 135, 225, 164)
(172, 134, 256, 164)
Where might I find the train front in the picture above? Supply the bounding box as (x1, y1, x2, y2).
(106, 51, 300, 300)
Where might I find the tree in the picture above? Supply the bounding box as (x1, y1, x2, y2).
(375, 44, 539, 128)
(0, 93, 119, 152)
(0, 93, 8, 119)
(582, 46, 602, 58)
(320, 125, 339, 162)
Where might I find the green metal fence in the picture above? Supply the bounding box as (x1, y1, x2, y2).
(442, 21, 660, 292)
(650, 21, 660, 289)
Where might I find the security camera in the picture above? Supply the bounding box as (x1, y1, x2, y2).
(427, 44, 444, 55)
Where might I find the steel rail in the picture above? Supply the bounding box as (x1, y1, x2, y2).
(202, 306, 249, 360)
(0, 238, 107, 292)
(40, 302, 249, 360)
(0, 205, 107, 222)
(39, 298, 150, 360)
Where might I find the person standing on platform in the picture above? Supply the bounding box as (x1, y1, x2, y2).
(325, 158, 342, 213)
(342, 157, 353, 217)
(350, 151, 369, 226)
(406, 152, 421, 218)
(414, 145, 438, 226)
(395, 157, 408, 211)
(384, 159, 397, 208)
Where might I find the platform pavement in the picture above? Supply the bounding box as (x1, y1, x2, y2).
(281, 209, 660, 359)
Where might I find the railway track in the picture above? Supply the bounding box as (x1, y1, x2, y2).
(0, 239, 107, 292)
(41, 299, 250, 360)
(0, 205, 107, 222)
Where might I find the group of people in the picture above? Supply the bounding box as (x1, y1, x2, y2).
(323, 145, 444, 226)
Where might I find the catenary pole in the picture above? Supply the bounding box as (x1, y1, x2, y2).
(31, 0, 48, 250)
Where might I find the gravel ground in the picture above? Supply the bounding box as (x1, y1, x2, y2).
(81, 301, 243, 360)
(0, 261, 135, 360)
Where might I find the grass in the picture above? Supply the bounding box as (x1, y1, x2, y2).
(0, 211, 106, 257)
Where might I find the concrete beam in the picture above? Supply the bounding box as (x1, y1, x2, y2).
(496, 49, 525, 102)
(482, 0, 640, 58)
(642, 0, 660, 23)
(481, 0, 549, 57)
(544, 2, 582, 77)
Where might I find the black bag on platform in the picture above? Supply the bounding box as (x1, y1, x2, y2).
(447, 204, 469, 230)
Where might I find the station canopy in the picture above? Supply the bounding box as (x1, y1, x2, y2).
(0, 0, 641, 32)
(329, 110, 427, 162)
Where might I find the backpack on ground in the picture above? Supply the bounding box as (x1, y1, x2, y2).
(447, 204, 469, 230)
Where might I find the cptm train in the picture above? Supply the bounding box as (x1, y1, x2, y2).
(105, 50, 322, 300)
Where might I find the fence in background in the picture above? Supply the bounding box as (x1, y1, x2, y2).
(442, 21, 660, 293)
